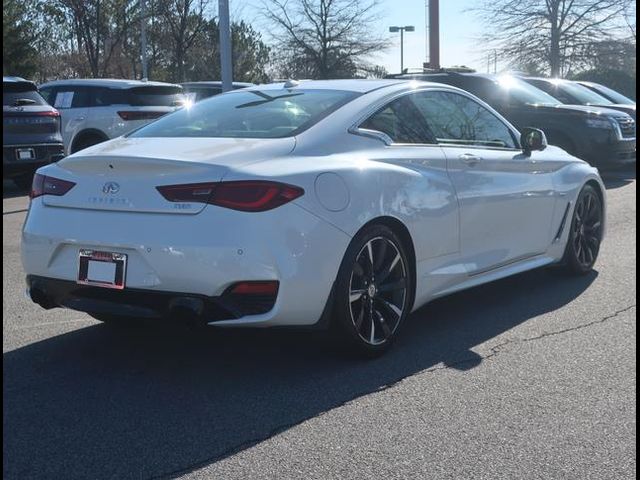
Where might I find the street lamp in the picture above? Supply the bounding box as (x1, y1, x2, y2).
(389, 25, 415, 73)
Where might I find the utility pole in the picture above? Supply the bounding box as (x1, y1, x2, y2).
(140, 0, 148, 80)
(427, 0, 440, 69)
(219, 0, 233, 92)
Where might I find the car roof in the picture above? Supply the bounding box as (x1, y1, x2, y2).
(241, 79, 425, 93)
(181, 81, 255, 88)
(39, 78, 182, 89)
(4, 76, 30, 83)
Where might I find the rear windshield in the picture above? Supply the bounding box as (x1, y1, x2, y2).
(3, 83, 47, 106)
(130, 89, 360, 138)
(127, 86, 184, 106)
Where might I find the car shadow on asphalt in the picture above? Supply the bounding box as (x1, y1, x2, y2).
(2, 180, 27, 199)
(600, 166, 636, 190)
(3, 268, 597, 479)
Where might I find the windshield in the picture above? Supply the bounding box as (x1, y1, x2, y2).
(587, 83, 635, 105)
(493, 76, 560, 106)
(130, 89, 359, 139)
(3, 83, 47, 106)
(553, 81, 613, 105)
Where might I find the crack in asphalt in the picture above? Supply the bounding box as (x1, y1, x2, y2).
(156, 303, 636, 480)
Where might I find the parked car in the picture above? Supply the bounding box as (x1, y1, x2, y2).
(39, 79, 185, 155)
(389, 71, 635, 167)
(181, 81, 254, 103)
(575, 80, 636, 107)
(24, 80, 605, 355)
(3, 77, 64, 189)
(520, 77, 636, 119)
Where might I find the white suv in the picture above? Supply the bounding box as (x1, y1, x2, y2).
(39, 79, 185, 154)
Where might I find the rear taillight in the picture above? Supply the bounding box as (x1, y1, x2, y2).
(30, 173, 76, 199)
(35, 109, 60, 117)
(3, 109, 60, 117)
(156, 181, 304, 212)
(117, 111, 166, 121)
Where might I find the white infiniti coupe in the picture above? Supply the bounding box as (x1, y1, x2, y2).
(22, 79, 605, 355)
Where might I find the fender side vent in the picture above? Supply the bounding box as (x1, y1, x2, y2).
(554, 202, 572, 242)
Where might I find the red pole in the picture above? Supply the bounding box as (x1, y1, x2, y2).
(429, 0, 440, 69)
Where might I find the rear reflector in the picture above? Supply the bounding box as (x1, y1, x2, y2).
(30, 173, 76, 199)
(156, 180, 304, 212)
(117, 111, 167, 121)
(228, 281, 279, 296)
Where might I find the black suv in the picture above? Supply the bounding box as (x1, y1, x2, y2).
(3, 77, 64, 189)
(521, 77, 636, 120)
(390, 71, 636, 167)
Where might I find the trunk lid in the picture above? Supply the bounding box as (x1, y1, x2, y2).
(44, 136, 296, 214)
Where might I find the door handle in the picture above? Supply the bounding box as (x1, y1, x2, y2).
(459, 153, 482, 166)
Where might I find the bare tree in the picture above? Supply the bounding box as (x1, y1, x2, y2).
(157, 0, 210, 82)
(55, 0, 137, 77)
(471, 0, 634, 77)
(262, 0, 388, 79)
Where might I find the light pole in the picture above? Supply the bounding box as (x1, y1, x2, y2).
(389, 26, 415, 73)
(219, 0, 233, 92)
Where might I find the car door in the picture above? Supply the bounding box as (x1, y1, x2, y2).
(52, 86, 90, 154)
(412, 89, 557, 273)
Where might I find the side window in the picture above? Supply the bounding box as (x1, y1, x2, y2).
(39, 87, 56, 106)
(412, 91, 517, 149)
(93, 87, 112, 106)
(359, 95, 436, 144)
(71, 87, 91, 108)
(52, 87, 91, 109)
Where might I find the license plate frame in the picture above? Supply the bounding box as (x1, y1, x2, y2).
(16, 148, 35, 161)
(77, 249, 127, 289)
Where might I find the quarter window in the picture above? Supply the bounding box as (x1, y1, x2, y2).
(359, 95, 436, 144)
(411, 91, 517, 149)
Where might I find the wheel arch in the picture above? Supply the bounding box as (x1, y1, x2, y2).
(70, 128, 109, 154)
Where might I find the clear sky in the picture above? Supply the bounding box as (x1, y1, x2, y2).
(237, 0, 494, 75)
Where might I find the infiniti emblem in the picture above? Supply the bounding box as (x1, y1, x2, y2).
(102, 182, 120, 194)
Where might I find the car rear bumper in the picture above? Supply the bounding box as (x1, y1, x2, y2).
(26, 275, 279, 323)
(3, 143, 64, 177)
(22, 199, 351, 327)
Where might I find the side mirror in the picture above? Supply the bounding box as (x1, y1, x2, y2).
(521, 127, 547, 155)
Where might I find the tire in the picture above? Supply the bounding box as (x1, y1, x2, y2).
(331, 224, 413, 357)
(561, 184, 603, 275)
(13, 173, 35, 190)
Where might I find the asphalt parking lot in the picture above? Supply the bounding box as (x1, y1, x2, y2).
(3, 170, 636, 480)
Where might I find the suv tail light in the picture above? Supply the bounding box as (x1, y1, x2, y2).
(117, 111, 167, 121)
(156, 181, 304, 212)
(30, 173, 76, 199)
